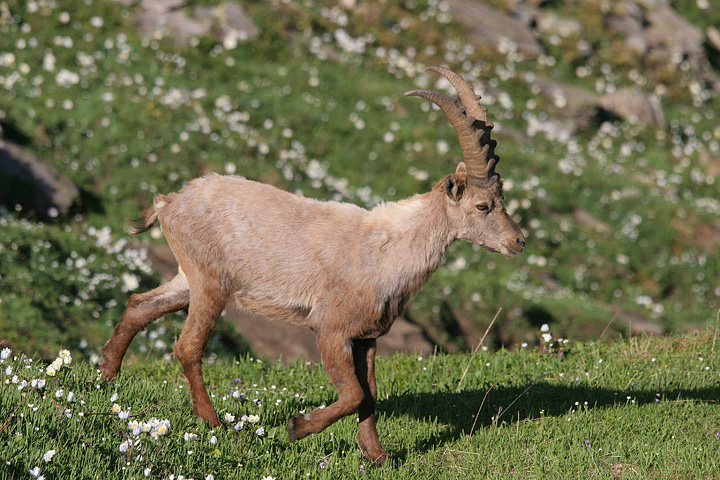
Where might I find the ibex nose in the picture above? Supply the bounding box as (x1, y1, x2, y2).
(517, 237, 525, 249)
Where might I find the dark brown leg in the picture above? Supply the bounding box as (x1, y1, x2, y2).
(100, 272, 189, 379)
(173, 287, 226, 427)
(353, 339, 389, 465)
(288, 336, 364, 441)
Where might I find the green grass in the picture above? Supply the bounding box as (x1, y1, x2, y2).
(1, 329, 719, 479)
(0, 0, 719, 417)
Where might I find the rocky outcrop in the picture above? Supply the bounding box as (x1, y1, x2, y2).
(0, 140, 79, 217)
(446, 0, 543, 58)
(447, 0, 716, 90)
(133, 0, 260, 47)
(524, 75, 666, 137)
(598, 88, 666, 127)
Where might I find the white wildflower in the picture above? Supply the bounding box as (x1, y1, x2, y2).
(59, 350, 72, 365)
(43, 450, 56, 462)
(56, 69, 80, 87)
(121, 272, 140, 292)
(243, 414, 260, 424)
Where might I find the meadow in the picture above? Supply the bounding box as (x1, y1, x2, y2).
(1, 0, 720, 477)
(2, 327, 719, 479)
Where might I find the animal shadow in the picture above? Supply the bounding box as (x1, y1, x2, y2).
(378, 381, 720, 462)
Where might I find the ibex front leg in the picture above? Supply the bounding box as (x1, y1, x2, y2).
(288, 335, 364, 439)
(353, 338, 389, 465)
(288, 334, 389, 466)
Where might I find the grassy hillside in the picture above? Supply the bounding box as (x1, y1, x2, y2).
(1, 329, 719, 478)
(0, 0, 719, 361)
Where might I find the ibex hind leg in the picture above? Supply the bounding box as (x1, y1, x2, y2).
(173, 283, 227, 427)
(100, 271, 190, 380)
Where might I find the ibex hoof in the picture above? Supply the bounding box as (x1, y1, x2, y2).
(98, 359, 119, 381)
(361, 443, 391, 467)
(287, 413, 310, 442)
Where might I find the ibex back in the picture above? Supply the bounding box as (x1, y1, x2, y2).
(100, 67, 525, 466)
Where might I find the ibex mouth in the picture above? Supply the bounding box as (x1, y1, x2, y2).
(502, 244, 524, 258)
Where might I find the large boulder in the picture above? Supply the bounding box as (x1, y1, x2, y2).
(598, 88, 666, 127)
(134, 0, 260, 47)
(0, 140, 79, 217)
(446, 0, 543, 58)
(525, 75, 666, 135)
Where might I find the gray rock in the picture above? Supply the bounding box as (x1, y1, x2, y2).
(624, 33, 649, 58)
(526, 75, 666, 132)
(525, 75, 600, 127)
(0, 140, 79, 217)
(536, 11, 583, 39)
(606, 13, 643, 37)
(446, 0, 543, 58)
(645, 6, 704, 62)
(134, 1, 260, 47)
(634, 0, 669, 9)
(599, 88, 666, 127)
(214, 1, 261, 43)
(136, 8, 211, 45)
(140, 0, 185, 14)
(708, 26, 720, 54)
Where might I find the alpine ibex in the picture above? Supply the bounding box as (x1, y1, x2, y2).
(100, 67, 525, 465)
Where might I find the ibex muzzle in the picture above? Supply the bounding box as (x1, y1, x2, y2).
(100, 67, 525, 467)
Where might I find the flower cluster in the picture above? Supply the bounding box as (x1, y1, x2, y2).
(111, 392, 171, 441)
(537, 324, 570, 354)
(45, 349, 72, 376)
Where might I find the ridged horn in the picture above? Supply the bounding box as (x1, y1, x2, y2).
(404, 67, 499, 186)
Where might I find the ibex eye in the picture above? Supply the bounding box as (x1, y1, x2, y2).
(476, 204, 489, 212)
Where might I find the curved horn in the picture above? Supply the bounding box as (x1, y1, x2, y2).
(427, 66, 489, 125)
(404, 67, 498, 186)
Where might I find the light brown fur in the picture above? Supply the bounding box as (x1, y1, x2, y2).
(100, 69, 525, 466)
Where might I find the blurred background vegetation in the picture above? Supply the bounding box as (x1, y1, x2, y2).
(0, 0, 718, 362)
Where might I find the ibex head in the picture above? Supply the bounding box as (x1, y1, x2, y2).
(406, 66, 525, 257)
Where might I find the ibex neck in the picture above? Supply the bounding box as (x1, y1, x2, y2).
(366, 189, 454, 277)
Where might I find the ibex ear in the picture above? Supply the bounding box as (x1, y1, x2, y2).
(445, 163, 467, 202)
